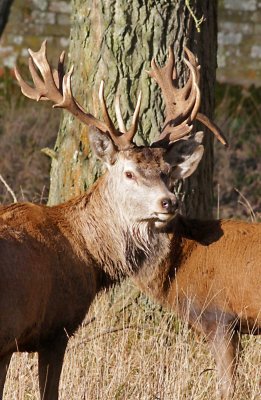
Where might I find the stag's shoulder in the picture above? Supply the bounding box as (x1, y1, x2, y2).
(0, 202, 47, 223)
(0, 202, 53, 240)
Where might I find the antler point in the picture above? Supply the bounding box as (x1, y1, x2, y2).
(99, 81, 105, 99)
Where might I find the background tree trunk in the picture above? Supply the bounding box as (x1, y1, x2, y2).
(0, 0, 14, 37)
(48, 0, 217, 219)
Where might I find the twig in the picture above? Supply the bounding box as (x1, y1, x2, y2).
(81, 316, 96, 328)
(41, 147, 57, 159)
(69, 324, 141, 351)
(40, 185, 47, 204)
(84, 324, 137, 343)
(199, 367, 215, 376)
(234, 188, 256, 222)
(185, 0, 205, 33)
(0, 174, 17, 203)
(217, 183, 220, 219)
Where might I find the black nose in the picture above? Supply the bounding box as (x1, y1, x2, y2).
(161, 198, 178, 212)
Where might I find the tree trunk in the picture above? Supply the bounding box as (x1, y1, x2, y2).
(0, 0, 14, 37)
(48, 0, 217, 219)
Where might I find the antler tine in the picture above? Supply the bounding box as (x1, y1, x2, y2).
(183, 57, 201, 122)
(115, 91, 142, 142)
(53, 65, 75, 109)
(99, 82, 141, 149)
(184, 47, 200, 83)
(27, 57, 49, 101)
(57, 50, 65, 91)
(52, 50, 66, 93)
(115, 94, 127, 133)
(124, 91, 142, 142)
(176, 47, 200, 112)
(150, 46, 228, 147)
(98, 81, 120, 138)
(184, 47, 228, 146)
(197, 113, 228, 146)
(27, 40, 62, 103)
(14, 60, 43, 101)
(149, 48, 175, 86)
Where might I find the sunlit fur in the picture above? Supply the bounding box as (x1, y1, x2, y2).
(0, 145, 260, 400)
(0, 147, 173, 400)
(134, 215, 260, 400)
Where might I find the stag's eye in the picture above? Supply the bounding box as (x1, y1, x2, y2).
(125, 171, 135, 180)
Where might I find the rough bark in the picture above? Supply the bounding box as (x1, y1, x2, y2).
(48, 0, 217, 219)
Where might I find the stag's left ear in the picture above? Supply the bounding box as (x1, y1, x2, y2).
(89, 126, 118, 167)
(164, 131, 204, 179)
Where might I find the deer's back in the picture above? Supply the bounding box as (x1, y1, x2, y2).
(167, 218, 261, 333)
(0, 203, 99, 355)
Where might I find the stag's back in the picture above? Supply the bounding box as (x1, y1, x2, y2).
(0, 202, 99, 355)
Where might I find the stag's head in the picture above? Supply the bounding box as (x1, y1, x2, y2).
(15, 41, 227, 228)
(88, 128, 205, 228)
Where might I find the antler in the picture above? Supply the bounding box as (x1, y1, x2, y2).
(14, 40, 141, 150)
(15, 41, 226, 150)
(148, 47, 228, 147)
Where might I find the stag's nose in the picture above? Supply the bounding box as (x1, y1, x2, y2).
(160, 196, 178, 213)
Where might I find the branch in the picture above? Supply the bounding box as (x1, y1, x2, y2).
(0, 174, 17, 203)
(234, 188, 256, 222)
(68, 324, 143, 351)
(185, 0, 205, 33)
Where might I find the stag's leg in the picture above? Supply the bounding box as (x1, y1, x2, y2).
(208, 326, 240, 400)
(38, 335, 68, 400)
(0, 353, 12, 400)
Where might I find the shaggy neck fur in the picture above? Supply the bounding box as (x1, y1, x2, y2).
(64, 173, 171, 283)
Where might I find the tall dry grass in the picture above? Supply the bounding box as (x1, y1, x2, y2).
(214, 83, 261, 221)
(0, 71, 59, 204)
(3, 282, 261, 399)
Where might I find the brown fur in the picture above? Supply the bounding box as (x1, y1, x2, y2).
(0, 156, 171, 400)
(134, 216, 261, 399)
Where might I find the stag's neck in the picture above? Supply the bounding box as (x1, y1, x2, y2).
(58, 175, 171, 283)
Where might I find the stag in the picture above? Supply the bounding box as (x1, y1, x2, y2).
(0, 41, 258, 400)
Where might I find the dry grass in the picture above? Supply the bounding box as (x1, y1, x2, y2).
(3, 282, 261, 400)
(214, 83, 261, 221)
(0, 72, 59, 204)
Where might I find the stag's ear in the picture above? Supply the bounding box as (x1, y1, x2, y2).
(89, 127, 118, 167)
(164, 131, 204, 179)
